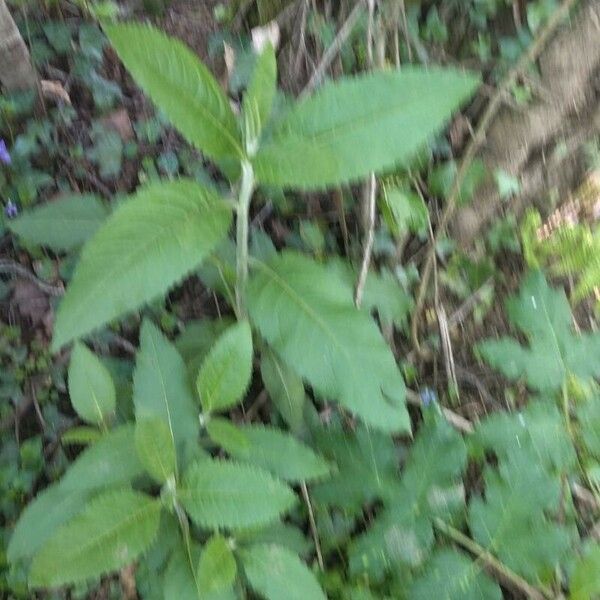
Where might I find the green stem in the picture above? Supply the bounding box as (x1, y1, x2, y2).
(235, 160, 255, 317)
(562, 380, 573, 438)
(175, 502, 201, 598)
(433, 518, 554, 600)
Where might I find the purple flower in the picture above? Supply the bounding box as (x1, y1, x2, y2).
(420, 387, 437, 407)
(0, 140, 11, 165)
(4, 200, 18, 219)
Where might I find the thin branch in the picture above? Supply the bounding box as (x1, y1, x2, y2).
(355, 173, 376, 307)
(433, 518, 554, 600)
(410, 0, 581, 358)
(0, 259, 64, 296)
(301, 1, 365, 97)
(300, 482, 324, 571)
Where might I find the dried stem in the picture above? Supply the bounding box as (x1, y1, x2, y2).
(300, 482, 324, 571)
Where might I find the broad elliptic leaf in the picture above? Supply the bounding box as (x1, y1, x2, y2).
(241, 544, 326, 600)
(260, 348, 306, 432)
(29, 489, 161, 588)
(68, 342, 116, 426)
(135, 417, 177, 483)
(409, 549, 502, 600)
(60, 425, 145, 493)
(252, 67, 479, 189)
(207, 419, 331, 482)
(104, 23, 242, 161)
(179, 459, 296, 530)
(197, 535, 237, 594)
(8, 193, 107, 251)
(242, 44, 277, 148)
(478, 271, 600, 392)
(247, 252, 409, 432)
(8, 482, 89, 563)
(196, 320, 253, 413)
(134, 320, 198, 462)
(53, 179, 231, 349)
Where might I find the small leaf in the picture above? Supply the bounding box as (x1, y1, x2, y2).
(196, 320, 253, 413)
(179, 459, 296, 530)
(207, 419, 331, 482)
(29, 489, 161, 588)
(241, 544, 326, 600)
(68, 342, 116, 426)
(409, 549, 502, 600)
(252, 67, 479, 189)
(247, 252, 409, 432)
(242, 44, 277, 148)
(60, 425, 145, 493)
(134, 320, 198, 462)
(570, 545, 600, 600)
(53, 179, 231, 349)
(197, 535, 237, 593)
(260, 348, 306, 432)
(104, 23, 242, 161)
(8, 483, 89, 563)
(135, 417, 177, 483)
(8, 193, 107, 251)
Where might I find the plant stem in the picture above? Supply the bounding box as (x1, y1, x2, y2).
(433, 517, 554, 600)
(235, 160, 255, 317)
(562, 380, 573, 438)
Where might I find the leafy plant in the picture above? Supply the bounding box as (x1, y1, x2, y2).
(7, 17, 483, 599)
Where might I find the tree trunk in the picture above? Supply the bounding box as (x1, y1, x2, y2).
(0, 0, 37, 91)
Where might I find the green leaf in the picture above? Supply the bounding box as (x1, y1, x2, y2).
(236, 523, 311, 557)
(196, 320, 253, 413)
(60, 425, 145, 493)
(207, 419, 331, 482)
(134, 320, 198, 463)
(570, 545, 600, 600)
(179, 459, 296, 530)
(197, 535, 237, 593)
(8, 483, 89, 563)
(53, 179, 232, 349)
(8, 193, 107, 251)
(164, 545, 200, 600)
(135, 417, 177, 483)
(260, 348, 306, 432)
(478, 271, 600, 392)
(409, 549, 502, 600)
(242, 44, 277, 149)
(381, 185, 428, 236)
(468, 447, 572, 581)
(247, 252, 409, 432)
(252, 67, 479, 189)
(241, 544, 326, 600)
(29, 489, 161, 588)
(348, 411, 467, 579)
(68, 342, 116, 427)
(576, 394, 600, 459)
(104, 23, 242, 161)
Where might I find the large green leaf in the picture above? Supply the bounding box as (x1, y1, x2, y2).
(8, 193, 107, 251)
(68, 342, 116, 427)
(241, 544, 326, 600)
(104, 23, 242, 161)
(348, 411, 467, 579)
(179, 459, 296, 530)
(260, 348, 306, 432)
(134, 320, 198, 463)
(197, 535, 237, 594)
(53, 179, 231, 349)
(468, 447, 572, 581)
(8, 483, 89, 563)
(196, 320, 253, 414)
(478, 271, 600, 392)
(252, 67, 479, 189)
(135, 417, 177, 483)
(29, 489, 161, 587)
(207, 419, 331, 482)
(60, 425, 145, 493)
(570, 545, 600, 600)
(247, 252, 409, 432)
(409, 549, 502, 600)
